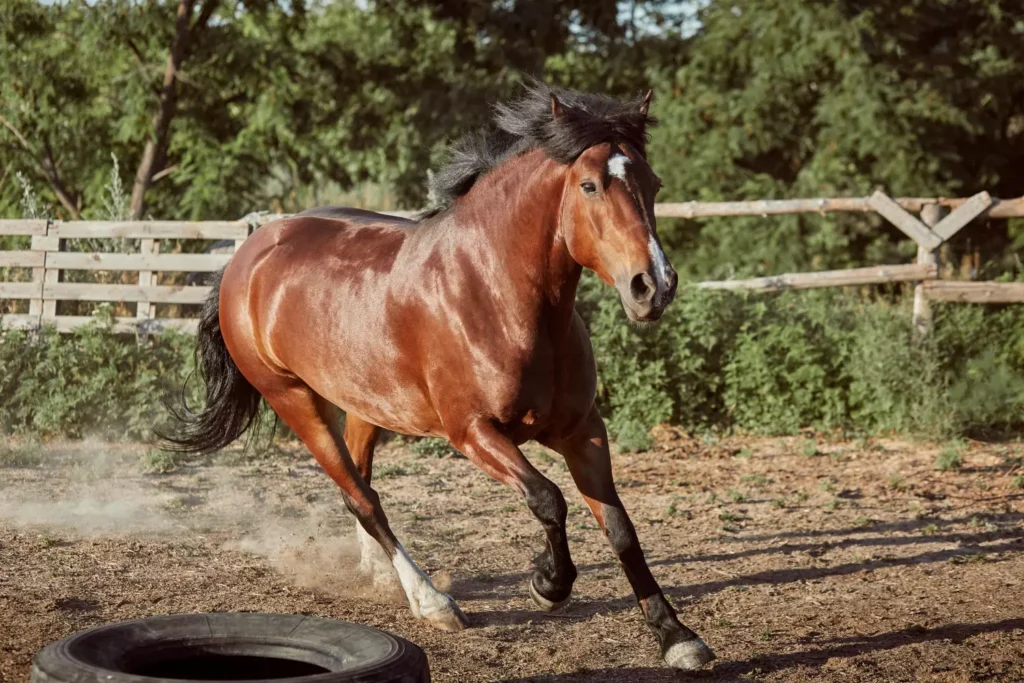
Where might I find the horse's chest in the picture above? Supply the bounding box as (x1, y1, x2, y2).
(485, 345, 560, 428)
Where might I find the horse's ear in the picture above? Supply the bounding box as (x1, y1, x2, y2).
(639, 89, 654, 117)
(551, 94, 563, 121)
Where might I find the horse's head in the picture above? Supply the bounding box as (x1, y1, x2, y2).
(557, 92, 677, 322)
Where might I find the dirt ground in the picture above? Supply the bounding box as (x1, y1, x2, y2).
(1, 431, 1022, 682)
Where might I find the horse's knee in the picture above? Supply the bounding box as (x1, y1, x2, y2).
(524, 476, 567, 530)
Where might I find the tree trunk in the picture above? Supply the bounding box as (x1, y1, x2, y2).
(129, 0, 217, 220)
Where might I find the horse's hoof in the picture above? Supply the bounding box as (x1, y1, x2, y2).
(664, 638, 716, 671)
(422, 601, 470, 632)
(528, 577, 571, 612)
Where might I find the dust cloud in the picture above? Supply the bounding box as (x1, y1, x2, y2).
(0, 439, 396, 597)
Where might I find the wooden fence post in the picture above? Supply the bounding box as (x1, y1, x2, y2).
(914, 203, 946, 337)
(27, 220, 51, 323)
(137, 238, 159, 319)
(40, 221, 62, 325)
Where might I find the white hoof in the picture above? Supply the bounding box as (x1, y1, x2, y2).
(664, 638, 716, 671)
(421, 596, 470, 632)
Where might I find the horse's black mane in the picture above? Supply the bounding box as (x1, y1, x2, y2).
(424, 82, 656, 216)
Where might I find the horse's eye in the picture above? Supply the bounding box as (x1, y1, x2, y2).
(580, 181, 598, 195)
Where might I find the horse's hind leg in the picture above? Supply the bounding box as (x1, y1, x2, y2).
(343, 415, 393, 582)
(260, 381, 467, 631)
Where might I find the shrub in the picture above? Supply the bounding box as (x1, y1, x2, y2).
(936, 440, 966, 472)
(2, 280, 1022, 450)
(579, 279, 1024, 448)
(0, 305, 198, 440)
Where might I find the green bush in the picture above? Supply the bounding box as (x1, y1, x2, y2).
(0, 305, 198, 440)
(2, 284, 1023, 450)
(580, 276, 1024, 449)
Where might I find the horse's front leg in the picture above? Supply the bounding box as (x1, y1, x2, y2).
(541, 405, 715, 671)
(452, 419, 577, 610)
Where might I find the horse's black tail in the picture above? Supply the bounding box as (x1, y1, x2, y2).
(158, 271, 267, 454)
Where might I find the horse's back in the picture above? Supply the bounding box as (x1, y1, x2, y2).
(296, 205, 417, 228)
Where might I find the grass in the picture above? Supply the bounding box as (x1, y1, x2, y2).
(36, 533, 59, 548)
(0, 440, 45, 468)
(140, 449, 182, 474)
(727, 489, 746, 503)
(408, 437, 458, 459)
(936, 440, 966, 472)
(375, 462, 427, 479)
(887, 475, 908, 492)
(802, 439, 819, 457)
(741, 474, 771, 485)
(735, 447, 753, 460)
(1013, 475, 1024, 489)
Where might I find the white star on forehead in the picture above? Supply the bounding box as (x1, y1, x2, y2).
(607, 153, 630, 181)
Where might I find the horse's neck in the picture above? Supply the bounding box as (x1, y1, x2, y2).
(449, 151, 582, 336)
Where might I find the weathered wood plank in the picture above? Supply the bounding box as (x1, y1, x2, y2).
(697, 263, 937, 292)
(0, 282, 43, 299)
(0, 251, 45, 268)
(49, 221, 249, 240)
(46, 252, 232, 272)
(30, 235, 60, 251)
(932, 191, 992, 242)
(0, 314, 42, 330)
(38, 315, 200, 334)
(0, 220, 47, 236)
(43, 283, 211, 304)
(921, 281, 1024, 303)
(656, 195, 1024, 219)
(867, 192, 943, 250)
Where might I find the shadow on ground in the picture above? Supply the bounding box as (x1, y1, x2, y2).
(498, 618, 1024, 682)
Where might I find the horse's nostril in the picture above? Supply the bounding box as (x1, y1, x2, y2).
(630, 272, 656, 303)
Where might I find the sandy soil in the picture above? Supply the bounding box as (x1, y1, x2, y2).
(1, 432, 1022, 682)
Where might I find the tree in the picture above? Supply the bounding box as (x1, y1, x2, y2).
(649, 0, 1024, 279)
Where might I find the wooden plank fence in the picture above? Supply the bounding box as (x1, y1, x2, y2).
(1, 197, 1023, 335)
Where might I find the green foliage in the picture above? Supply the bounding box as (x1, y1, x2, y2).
(0, 438, 45, 468)
(650, 0, 1024, 280)
(936, 441, 966, 472)
(580, 282, 1024, 449)
(408, 437, 458, 459)
(375, 462, 426, 479)
(140, 449, 182, 474)
(0, 305, 198, 440)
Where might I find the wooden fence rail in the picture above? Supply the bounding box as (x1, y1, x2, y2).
(2, 195, 1023, 335)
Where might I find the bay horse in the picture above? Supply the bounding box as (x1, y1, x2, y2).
(165, 84, 714, 671)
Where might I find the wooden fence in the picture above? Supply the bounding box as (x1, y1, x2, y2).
(1, 194, 1022, 335)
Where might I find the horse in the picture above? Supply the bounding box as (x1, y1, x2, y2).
(163, 83, 714, 671)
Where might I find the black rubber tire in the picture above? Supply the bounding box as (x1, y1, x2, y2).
(30, 613, 429, 683)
